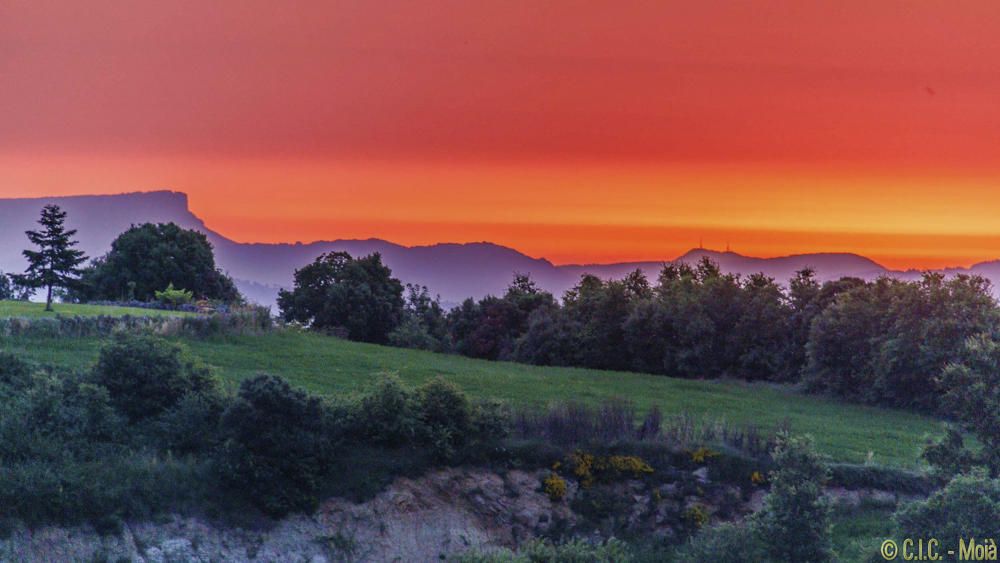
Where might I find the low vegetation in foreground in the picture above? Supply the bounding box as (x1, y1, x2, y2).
(4, 319, 940, 468)
(1, 330, 935, 561)
(0, 313, 995, 562)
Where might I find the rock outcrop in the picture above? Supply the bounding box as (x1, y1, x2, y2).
(0, 468, 572, 562)
(0, 465, 911, 562)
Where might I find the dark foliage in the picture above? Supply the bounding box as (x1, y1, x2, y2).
(449, 273, 557, 360)
(0, 351, 33, 391)
(416, 377, 475, 460)
(73, 222, 241, 303)
(92, 333, 217, 422)
(12, 204, 88, 310)
(935, 334, 1000, 476)
(921, 425, 979, 481)
(674, 522, 765, 563)
(388, 284, 450, 351)
(350, 374, 509, 462)
(434, 262, 999, 415)
(278, 252, 404, 343)
(0, 337, 516, 528)
(805, 274, 997, 411)
(217, 374, 335, 516)
(0, 272, 10, 301)
(437, 261, 798, 381)
(895, 473, 1000, 556)
(751, 432, 832, 562)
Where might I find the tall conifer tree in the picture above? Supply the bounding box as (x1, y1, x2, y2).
(14, 205, 87, 311)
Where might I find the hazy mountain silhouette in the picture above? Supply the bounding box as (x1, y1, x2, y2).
(0, 191, 995, 308)
(558, 248, 888, 288)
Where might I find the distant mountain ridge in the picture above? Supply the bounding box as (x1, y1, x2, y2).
(0, 190, 997, 307)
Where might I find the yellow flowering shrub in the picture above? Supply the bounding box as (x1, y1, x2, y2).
(689, 446, 719, 464)
(568, 451, 653, 488)
(571, 451, 597, 487)
(751, 470, 766, 485)
(684, 503, 710, 529)
(608, 455, 654, 476)
(543, 473, 568, 501)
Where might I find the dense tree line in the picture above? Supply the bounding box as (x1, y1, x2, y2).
(804, 273, 995, 411)
(281, 252, 999, 414)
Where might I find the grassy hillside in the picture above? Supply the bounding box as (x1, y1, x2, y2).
(2, 310, 942, 469)
(0, 300, 190, 318)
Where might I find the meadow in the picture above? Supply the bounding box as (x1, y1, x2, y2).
(0, 302, 943, 469)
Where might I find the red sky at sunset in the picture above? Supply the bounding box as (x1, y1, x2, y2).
(2, 1, 999, 269)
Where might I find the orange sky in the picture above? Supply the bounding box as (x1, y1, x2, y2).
(2, 1, 1000, 268)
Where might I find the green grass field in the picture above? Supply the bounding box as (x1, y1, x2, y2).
(0, 300, 190, 318)
(0, 302, 944, 468)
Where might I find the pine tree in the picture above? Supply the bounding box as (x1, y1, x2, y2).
(13, 205, 88, 311)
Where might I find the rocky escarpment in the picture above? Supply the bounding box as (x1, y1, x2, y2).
(0, 465, 914, 562)
(0, 468, 567, 562)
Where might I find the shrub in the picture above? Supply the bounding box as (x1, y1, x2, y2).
(357, 374, 420, 446)
(543, 473, 568, 501)
(939, 334, 1000, 474)
(683, 503, 710, 529)
(920, 425, 977, 481)
(92, 334, 217, 422)
(705, 444, 767, 486)
(894, 473, 1000, 551)
(455, 539, 632, 563)
(154, 283, 194, 308)
(387, 317, 441, 351)
(568, 451, 653, 488)
(751, 432, 832, 562)
(151, 391, 228, 454)
(0, 452, 212, 530)
(0, 366, 219, 530)
(417, 377, 473, 461)
(0, 371, 125, 461)
(0, 351, 33, 390)
(468, 398, 510, 452)
(217, 374, 333, 516)
(352, 375, 509, 462)
(674, 522, 765, 563)
(689, 446, 719, 464)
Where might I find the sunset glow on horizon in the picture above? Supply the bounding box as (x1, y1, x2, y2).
(3, 1, 1000, 269)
